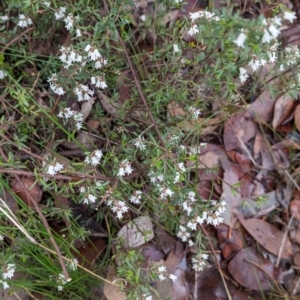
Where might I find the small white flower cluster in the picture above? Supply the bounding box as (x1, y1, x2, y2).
(84, 150, 103, 166)
(57, 107, 84, 130)
(74, 84, 94, 102)
(283, 45, 300, 67)
(118, 160, 133, 176)
(107, 198, 129, 219)
(134, 136, 146, 150)
(192, 253, 208, 272)
(0, 15, 9, 21)
(188, 106, 201, 119)
(0, 263, 16, 289)
(173, 44, 180, 54)
(182, 191, 197, 215)
(46, 161, 64, 175)
(189, 143, 207, 156)
(177, 196, 226, 245)
(233, 29, 247, 48)
(177, 225, 194, 246)
(129, 190, 142, 204)
(56, 273, 71, 291)
(239, 67, 248, 83)
(159, 185, 174, 200)
(80, 186, 97, 205)
(0, 70, 7, 79)
(17, 14, 33, 28)
(141, 294, 152, 300)
(48, 73, 65, 95)
(54, 7, 67, 20)
(59, 46, 84, 69)
(187, 10, 220, 36)
(157, 265, 177, 282)
(91, 75, 107, 89)
(66, 258, 78, 271)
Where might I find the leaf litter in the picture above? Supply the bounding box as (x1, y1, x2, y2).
(3, 0, 300, 299)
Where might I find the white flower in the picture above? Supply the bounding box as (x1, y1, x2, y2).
(66, 258, 78, 271)
(169, 274, 177, 282)
(233, 31, 247, 48)
(158, 273, 166, 281)
(192, 253, 208, 271)
(95, 57, 108, 69)
(85, 150, 102, 166)
(17, 14, 33, 28)
(64, 14, 74, 30)
(76, 28, 81, 37)
(79, 186, 86, 193)
(58, 107, 74, 119)
(46, 162, 63, 175)
(85, 44, 101, 61)
(91, 76, 107, 89)
(0, 280, 9, 289)
(175, 0, 183, 3)
(187, 219, 197, 230)
(55, 7, 66, 20)
(188, 239, 194, 247)
(187, 24, 199, 36)
(110, 200, 128, 219)
(0, 70, 7, 79)
(158, 266, 166, 273)
(0, 15, 9, 21)
(173, 44, 180, 54)
(0, 235, 3, 241)
(118, 160, 133, 176)
(283, 11, 296, 23)
(239, 67, 249, 83)
(134, 136, 146, 150)
(159, 186, 173, 199)
(2, 264, 15, 280)
(177, 225, 190, 242)
(43, 1, 51, 7)
(189, 106, 201, 119)
(129, 190, 142, 204)
(74, 84, 94, 102)
(83, 194, 97, 205)
(189, 12, 201, 22)
(196, 211, 207, 224)
(140, 14, 146, 21)
(178, 162, 186, 172)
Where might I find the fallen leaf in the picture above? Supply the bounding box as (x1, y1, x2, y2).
(165, 241, 184, 273)
(81, 97, 95, 121)
(73, 238, 106, 269)
(186, 149, 227, 169)
(289, 200, 300, 221)
(103, 265, 126, 300)
(238, 216, 292, 259)
(272, 94, 295, 129)
(228, 246, 278, 291)
(168, 101, 186, 118)
(10, 177, 42, 207)
(117, 216, 154, 249)
(224, 112, 256, 152)
(294, 104, 300, 131)
(221, 159, 242, 226)
(245, 89, 277, 124)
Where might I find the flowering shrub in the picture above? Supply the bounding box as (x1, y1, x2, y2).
(0, 0, 298, 298)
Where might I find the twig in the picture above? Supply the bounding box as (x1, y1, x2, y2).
(0, 27, 35, 53)
(276, 210, 294, 268)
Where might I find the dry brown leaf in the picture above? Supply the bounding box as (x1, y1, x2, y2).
(117, 216, 154, 249)
(238, 216, 292, 259)
(10, 177, 42, 207)
(186, 149, 227, 169)
(228, 246, 278, 291)
(224, 112, 256, 152)
(294, 104, 300, 131)
(221, 159, 242, 226)
(272, 94, 295, 129)
(103, 265, 126, 300)
(245, 89, 277, 124)
(81, 97, 95, 121)
(167, 101, 186, 118)
(95, 89, 120, 118)
(253, 131, 275, 170)
(165, 241, 184, 273)
(73, 239, 106, 269)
